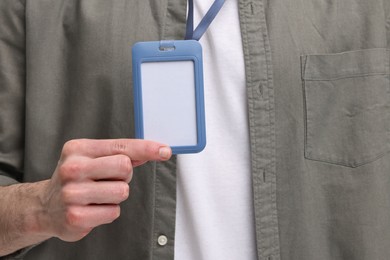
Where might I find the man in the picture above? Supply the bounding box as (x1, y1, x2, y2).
(1, 0, 390, 259)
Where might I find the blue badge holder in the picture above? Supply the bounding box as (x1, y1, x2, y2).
(132, 40, 206, 154)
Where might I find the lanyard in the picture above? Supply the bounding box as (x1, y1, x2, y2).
(185, 0, 226, 41)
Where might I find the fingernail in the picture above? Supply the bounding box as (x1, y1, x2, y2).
(159, 147, 172, 159)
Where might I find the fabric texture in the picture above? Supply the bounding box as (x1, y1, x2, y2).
(1, 0, 390, 259)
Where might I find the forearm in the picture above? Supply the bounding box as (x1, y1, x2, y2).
(0, 181, 52, 256)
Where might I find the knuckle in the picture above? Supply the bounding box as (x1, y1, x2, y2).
(118, 183, 130, 201)
(62, 140, 84, 157)
(111, 141, 128, 154)
(104, 206, 121, 224)
(111, 206, 121, 220)
(67, 228, 92, 242)
(60, 186, 75, 204)
(65, 208, 83, 227)
(111, 183, 129, 202)
(79, 228, 93, 238)
(127, 170, 134, 183)
(58, 162, 84, 181)
(119, 155, 132, 174)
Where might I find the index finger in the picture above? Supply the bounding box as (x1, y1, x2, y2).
(62, 139, 172, 161)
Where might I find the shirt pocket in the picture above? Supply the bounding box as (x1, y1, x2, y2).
(301, 48, 390, 168)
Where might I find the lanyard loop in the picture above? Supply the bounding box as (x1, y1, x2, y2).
(185, 0, 226, 41)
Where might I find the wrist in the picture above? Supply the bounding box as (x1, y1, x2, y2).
(20, 181, 53, 238)
(0, 180, 52, 256)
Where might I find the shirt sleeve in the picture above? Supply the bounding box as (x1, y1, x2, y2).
(0, 0, 26, 185)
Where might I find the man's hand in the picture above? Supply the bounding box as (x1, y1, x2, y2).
(0, 139, 171, 256)
(42, 139, 171, 241)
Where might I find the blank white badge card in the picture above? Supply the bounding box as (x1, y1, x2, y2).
(132, 40, 206, 154)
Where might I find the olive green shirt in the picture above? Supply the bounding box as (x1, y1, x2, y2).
(1, 0, 390, 259)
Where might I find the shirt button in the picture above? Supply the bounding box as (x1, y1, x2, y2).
(157, 235, 168, 246)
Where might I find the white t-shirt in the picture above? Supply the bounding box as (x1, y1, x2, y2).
(174, 0, 257, 259)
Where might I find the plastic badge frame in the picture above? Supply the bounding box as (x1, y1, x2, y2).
(132, 40, 206, 154)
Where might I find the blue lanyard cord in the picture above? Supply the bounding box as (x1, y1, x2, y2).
(185, 0, 226, 41)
